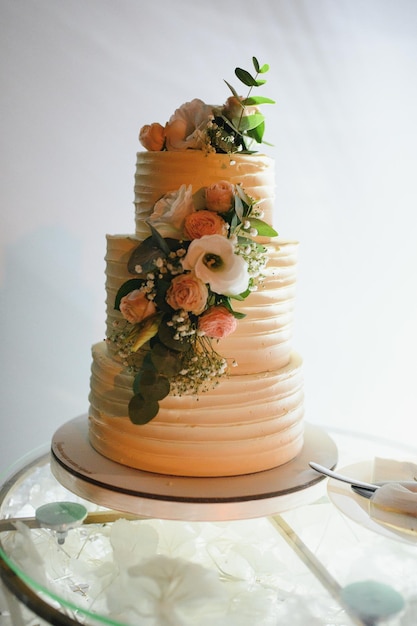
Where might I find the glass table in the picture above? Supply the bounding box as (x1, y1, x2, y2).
(0, 422, 416, 626)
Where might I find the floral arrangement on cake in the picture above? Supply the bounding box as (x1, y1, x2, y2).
(139, 57, 275, 154)
(110, 59, 277, 425)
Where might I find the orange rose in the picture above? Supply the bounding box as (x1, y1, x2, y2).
(119, 290, 157, 324)
(166, 273, 208, 315)
(205, 181, 235, 213)
(198, 305, 238, 339)
(184, 210, 228, 240)
(139, 123, 165, 151)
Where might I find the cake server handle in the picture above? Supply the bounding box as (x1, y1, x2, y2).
(309, 461, 379, 492)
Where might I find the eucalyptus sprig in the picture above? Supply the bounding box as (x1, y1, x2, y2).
(223, 56, 275, 148)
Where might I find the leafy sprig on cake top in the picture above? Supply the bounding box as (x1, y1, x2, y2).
(110, 181, 277, 425)
(139, 57, 274, 154)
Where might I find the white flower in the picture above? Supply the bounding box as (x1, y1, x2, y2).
(107, 555, 227, 625)
(165, 99, 214, 151)
(149, 184, 195, 238)
(182, 234, 250, 296)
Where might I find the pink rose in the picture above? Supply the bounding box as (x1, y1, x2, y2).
(139, 123, 166, 151)
(205, 181, 235, 213)
(119, 290, 157, 324)
(198, 305, 238, 339)
(184, 210, 228, 240)
(166, 273, 208, 315)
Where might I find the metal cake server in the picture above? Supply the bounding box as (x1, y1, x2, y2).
(310, 461, 417, 500)
(309, 462, 379, 491)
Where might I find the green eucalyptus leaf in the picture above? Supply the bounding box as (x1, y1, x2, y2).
(229, 211, 239, 233)
(236, 234, 253, 246)
(234, 194, 244, 221)
(224, 79, 240, 99)
(142, 351, 156, 370)
(147, 222, 171, 255)
(133, 371, 145, 395)
(247, 120, 265, 143)
(231, 286, 251, 300)
(259, 63, 270, 73)
(235, 67, 258, 87)
(128, 393, 159, 424)
(242, 96, 275, 106)
(114, 279, 146, 310)
(254, 242, 268, 254)
(255, 79, 267, 87)
(234, 113, 265, 132)
(235, 184, 254, 210)
(153, 278, 172, 311)
(127, 237, 166, 274)
(138, 369, 170, 401)
(252, 56, 260, 72)
(249, 218, 278, 237)
(151, 342, 183, 377)
(221, 297, 246, 320)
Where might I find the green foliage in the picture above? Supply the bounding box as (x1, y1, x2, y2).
(220, 296, 246, 320)
(151, 342, 183, 377)
(133, 369, 170, 401)
(127, 236, 166, 275)
(222, 56, 275, 152)
(128, 393, 159, 424)
(114, 279, 145, 310)
(248, 218, 278, 237)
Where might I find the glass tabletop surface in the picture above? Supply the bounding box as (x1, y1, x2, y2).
(0, 425, 416, 626)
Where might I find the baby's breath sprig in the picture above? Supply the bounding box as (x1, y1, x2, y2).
(170, 334, 228, 396)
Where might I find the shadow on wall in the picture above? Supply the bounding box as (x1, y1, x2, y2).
(0, 225, 95, 470)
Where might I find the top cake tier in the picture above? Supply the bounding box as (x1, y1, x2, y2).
(134, 151, 275, 240)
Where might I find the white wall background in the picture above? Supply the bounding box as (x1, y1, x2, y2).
(1, 0, 417, 471)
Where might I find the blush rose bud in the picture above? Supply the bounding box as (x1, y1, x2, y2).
(165, 274, 208, 315)
(119, 290, 157, 324)
(139, 123, 166, 151)
(205, 181, 235, 213)
(198, 305, 238, 339)
(184, 210, 228, 239)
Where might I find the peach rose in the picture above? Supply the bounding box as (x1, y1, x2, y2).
(205, 181, 235, 213)
(184, 210, 228, 240)
(166, 273, 208, 315)
(119, 290, 157, 324)
(198, 305, 237, 339)
(139, 123, 165, 151)
(164, 99, 213, 151)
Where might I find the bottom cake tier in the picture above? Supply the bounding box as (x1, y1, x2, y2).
(89, 344, 304, 477)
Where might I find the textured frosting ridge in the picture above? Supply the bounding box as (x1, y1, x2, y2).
(89, 151, 304, 476)
(89, 345, 304, 476)
(134, 151, 276, 238)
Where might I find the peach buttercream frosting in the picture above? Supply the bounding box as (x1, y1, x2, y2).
(88, 59, 304, 476)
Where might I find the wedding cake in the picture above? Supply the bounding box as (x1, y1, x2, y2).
(88, 59, 304, 477)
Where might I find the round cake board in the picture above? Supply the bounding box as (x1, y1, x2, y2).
(50, 416, 337, 521)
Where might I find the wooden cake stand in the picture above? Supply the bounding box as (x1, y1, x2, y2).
(50, 416, 338, 521)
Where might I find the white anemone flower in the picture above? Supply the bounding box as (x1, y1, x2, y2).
(149, 184, 195, 239)
(107, 555, 227, 625)
(182, 234, 249, 296)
